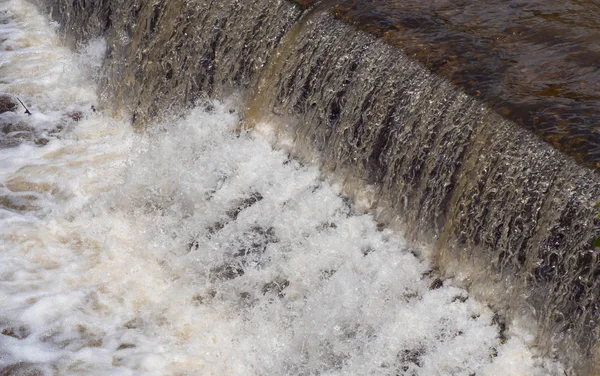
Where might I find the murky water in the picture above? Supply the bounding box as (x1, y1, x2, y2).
(318, 0, 600, 167)
(0, 1, 567, 375)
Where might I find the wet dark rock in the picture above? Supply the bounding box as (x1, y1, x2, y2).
(0, 363, 43, 376)
(208, 226, 279, 279)
(6, 131, 33, 142)
(0, 195, 39, 212)
(0, 94, 18, 114)
(48, 123, 64, 135)
(2, 122, 34, 134)
(226, 192, 263, 220)
(205, 222, 225, 238)
(192, 289, 217, 305)
(204, 194, 266, 240)
(112, 357, 123, 367)
(429, 278, 444, 290)
(262, 277, 290, 297)
(492, 312, 507, 344)
(76, 324, 104, 348)
(452, 295, 469, 303)
(67, 110, 83, 121)
(187, 237, 200, 251)
(34, 137, 49, 146)
(202, 103, 215, 113)
(421, 269, 435, 278)
(0, 120, 51, 148)
(0, 138, 21, 149)
(210, 263, 245, 281)
(123, 318, 144, 329)
(191, 295, 204, 305)
(1, 324, 30, 339)
(320, 269, 337, 280)
(402, 291, 421, 302)
(398, 346, 425, 372)
(316, 222, 337, 231)
(489, 347, 499, 360)
(116, 343, 136, 350)
(6, 177, 59, 195)
(239, 291, 252, 302)
(233, 226, 278, 259)
(361, 246, 375, 256)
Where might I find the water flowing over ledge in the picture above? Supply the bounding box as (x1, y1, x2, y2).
(0, 1, 566, 374)
(25, 0, 600, 374)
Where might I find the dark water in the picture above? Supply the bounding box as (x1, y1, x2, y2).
(301, 0, 600, 167)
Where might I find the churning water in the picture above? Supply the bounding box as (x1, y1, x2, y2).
(0, 1, 566, 375)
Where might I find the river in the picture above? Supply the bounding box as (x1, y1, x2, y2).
(0, 1, 576, 375)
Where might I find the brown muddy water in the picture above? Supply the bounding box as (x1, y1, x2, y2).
(298, 0, 600, 167)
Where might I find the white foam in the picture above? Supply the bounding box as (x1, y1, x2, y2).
(0, 1, 565, 375)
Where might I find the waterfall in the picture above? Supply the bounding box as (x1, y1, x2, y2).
(8, 0, 600, 373)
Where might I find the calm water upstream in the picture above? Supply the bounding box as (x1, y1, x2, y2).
(323, 0, 600, 166)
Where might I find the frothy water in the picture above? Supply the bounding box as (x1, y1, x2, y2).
(0, 1, 565, 375)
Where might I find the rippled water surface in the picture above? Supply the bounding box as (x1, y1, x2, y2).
(326, 0, 600, 166)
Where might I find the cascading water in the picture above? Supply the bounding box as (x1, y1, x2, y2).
(0, 2, 565, 374)
(1, 0, 598, 374)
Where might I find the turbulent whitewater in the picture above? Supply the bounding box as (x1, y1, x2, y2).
(0, 1, 567, 375)
(25, 0, 600, 371)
